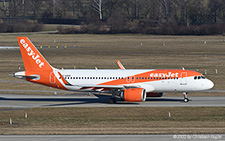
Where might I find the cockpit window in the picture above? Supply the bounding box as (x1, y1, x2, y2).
(194, 76, 206, 80)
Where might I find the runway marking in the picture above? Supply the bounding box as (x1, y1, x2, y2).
(98, 104, 106, 107)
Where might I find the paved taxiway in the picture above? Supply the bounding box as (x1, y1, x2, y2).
(0, 135, 224, 141)
(0, 94, 225, 108)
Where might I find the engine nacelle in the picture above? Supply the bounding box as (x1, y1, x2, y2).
(146, 92, 163, 97)
(121, 88, 146, 102)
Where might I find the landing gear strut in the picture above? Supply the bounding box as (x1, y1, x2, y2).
(183, 92, 189, 103)
(108, 89, 121, 104)
(109, 98, 116, 104)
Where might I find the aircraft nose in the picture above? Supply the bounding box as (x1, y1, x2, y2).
(207, 79, 214, 89)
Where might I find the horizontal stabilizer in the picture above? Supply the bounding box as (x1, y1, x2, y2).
(14, 71, 39, 80)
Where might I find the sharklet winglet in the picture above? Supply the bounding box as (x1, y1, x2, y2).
(116, 60, 126, 70)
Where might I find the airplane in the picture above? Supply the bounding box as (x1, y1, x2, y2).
(14, 37, 214, 104)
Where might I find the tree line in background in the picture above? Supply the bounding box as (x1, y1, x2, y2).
(0, 0, 225, 35)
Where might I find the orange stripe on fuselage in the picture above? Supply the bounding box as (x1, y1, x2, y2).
(99, 70, 202, 86)
(58, 72, 71, 85)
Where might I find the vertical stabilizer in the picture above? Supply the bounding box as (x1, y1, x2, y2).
(17, 37, 52, 71)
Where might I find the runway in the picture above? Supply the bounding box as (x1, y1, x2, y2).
(0, 135, 224, 141)
(0, 94, 225, 108)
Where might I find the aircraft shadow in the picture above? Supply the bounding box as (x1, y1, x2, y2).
(0, 96, 107, 106)
(146, 98, 185, 102)
(0, 95, 185, 107)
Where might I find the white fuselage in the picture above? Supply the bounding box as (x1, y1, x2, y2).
(56, 69, 214, 93)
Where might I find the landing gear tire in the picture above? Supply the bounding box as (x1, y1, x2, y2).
(183, 92, 189, 103)
(109, 98, 116, 104)
(184, 98, 189, 103)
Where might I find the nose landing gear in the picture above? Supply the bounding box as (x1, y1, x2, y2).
(183, 92, 189, 103)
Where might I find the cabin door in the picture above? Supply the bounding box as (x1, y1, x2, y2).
(180, 72, 187, 85)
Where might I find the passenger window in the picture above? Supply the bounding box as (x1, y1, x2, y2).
(198, 76, 201, 79)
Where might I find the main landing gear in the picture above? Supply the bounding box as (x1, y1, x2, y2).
(183, 92, 189, 103)
(109, 98, 117, 104)
(108, 89, 121, 104)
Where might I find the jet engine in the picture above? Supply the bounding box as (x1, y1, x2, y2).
(121, 88, 146, 102)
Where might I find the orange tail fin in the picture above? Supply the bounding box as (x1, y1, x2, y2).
(17, 37, 52, 71)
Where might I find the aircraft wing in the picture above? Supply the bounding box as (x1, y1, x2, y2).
(77, 84, 140, 89)
(78, 84, 125, 89)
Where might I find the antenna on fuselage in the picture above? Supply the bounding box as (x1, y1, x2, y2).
(182, 67, 185, 70)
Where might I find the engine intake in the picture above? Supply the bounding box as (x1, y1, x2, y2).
(121, 88, 146, 102)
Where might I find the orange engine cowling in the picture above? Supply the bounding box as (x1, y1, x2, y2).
(146, 92, 163, 97)
(121, 88, 146, 102)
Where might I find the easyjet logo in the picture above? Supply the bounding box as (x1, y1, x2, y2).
(20, 39, 44, 68)
(150, 72, 179, 77)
